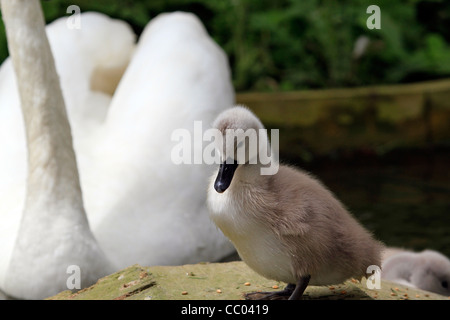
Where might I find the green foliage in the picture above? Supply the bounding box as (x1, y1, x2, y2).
(1, 0, 449, 91)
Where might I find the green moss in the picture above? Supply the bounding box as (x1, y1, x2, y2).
(48, 262, 449, 300)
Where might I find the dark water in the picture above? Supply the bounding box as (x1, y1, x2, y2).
(285, 148, 450, 258)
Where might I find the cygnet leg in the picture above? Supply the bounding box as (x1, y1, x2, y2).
(288, 275, 311, 300)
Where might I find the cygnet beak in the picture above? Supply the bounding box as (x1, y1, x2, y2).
(214, 161, 239, 193)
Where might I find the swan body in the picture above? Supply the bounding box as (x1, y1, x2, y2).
(0, 2, 235, 299)
(207, 106, 383, 299)
(382, 249, 450, 296)
(87, 11, 235, 267)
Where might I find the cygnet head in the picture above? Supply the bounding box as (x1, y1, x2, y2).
(383, 249, 450, 296)
(211, 105, 271, 193)
(410, 250, 450, 296)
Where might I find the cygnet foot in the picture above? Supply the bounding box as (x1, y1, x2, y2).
(245, 276, 311, 300)
(245, 283, 295, 300)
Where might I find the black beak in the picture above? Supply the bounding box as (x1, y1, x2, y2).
(214, 161, 239, 193)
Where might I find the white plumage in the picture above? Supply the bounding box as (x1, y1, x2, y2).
(89, 11, 236, 267)
(0, 0, 235, 299)
(382, 248, 450, 296)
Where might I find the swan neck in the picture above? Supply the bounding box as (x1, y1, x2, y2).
(1, 0, 85, 215)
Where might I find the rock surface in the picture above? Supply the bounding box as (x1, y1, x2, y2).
(48, 261, 448, 300)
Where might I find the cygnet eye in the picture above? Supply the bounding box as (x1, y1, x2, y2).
(442, 280, 448, 289)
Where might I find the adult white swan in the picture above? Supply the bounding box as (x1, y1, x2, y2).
(0, 0, 235, 299)
(87, 11, 235, 268)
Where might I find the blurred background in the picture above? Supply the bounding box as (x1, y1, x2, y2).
(0, 0, 449, 257)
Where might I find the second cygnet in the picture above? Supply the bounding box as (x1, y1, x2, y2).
(382, 248, 450, 296)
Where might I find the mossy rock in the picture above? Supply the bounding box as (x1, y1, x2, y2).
(48, 261, 448, 300)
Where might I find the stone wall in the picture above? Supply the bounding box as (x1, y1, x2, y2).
(237, 79, 450, 160)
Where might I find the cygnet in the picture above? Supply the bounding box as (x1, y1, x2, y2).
(207, 105, 383, 300)
(382, 249, 450, 296)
